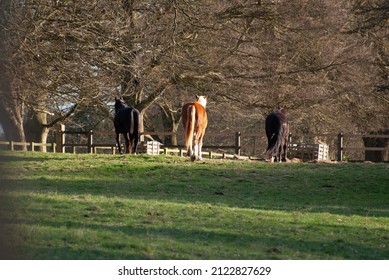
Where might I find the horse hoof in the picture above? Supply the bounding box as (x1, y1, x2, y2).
(190, 155, 196, 162)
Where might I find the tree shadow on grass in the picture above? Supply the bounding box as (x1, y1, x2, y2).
(5, 212, 388, 259)
(6, 171, 389, 218)
(0, 153, 73, 164)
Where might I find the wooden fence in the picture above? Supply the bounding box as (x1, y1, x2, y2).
(1, 128, 388, 162)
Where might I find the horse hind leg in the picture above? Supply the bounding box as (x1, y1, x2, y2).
(197, 133, 205, 160)
(276, 146, 282, 163)
(185, 138, 194, 159)
(124, 133, 130, 154)
(282, 143, 287, 162)
(132, 131, 140, 155)
(116, 133, 123, 154)
(190, 134, 199, 161)
(198, 142, 203, 160)
(191, 143, 197, 161)
(191, 132, 205, 161)
(188, 145, 194, 160)
(129, 133, 139, 155)
(129, 138, 134, 154)
(189, 132, 197, 161)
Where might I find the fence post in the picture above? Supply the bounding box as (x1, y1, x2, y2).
(10, 141, 14, 151)
(31, 141, 34, 152)
(56, 124, 65, 153)
(51, 142, 56, 153)
(235, 131, 241, 156)
(88, 130, 93, 154)
(337, 132, 343, 161)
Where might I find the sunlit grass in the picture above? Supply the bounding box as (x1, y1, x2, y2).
(0, 151, 388, 259)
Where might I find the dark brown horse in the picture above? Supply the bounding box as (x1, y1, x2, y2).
(182, 95, 208, 161)
(265, 108, 289, 162)
(114, 97, 140, 154)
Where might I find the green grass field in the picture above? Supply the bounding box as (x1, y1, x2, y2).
(0, 151, 388, 259)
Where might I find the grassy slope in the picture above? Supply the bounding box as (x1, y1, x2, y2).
(0, 151, 388, 259)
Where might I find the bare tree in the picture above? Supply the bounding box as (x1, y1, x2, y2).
(1, 0, 134, 148)
(0, 0, 27, 144)
(1, 0, 387, 150)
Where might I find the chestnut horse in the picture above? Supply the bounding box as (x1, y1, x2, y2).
(265, 108, 289, 162)
(182, 95, 208, 161)
(114, 97, 140, 154)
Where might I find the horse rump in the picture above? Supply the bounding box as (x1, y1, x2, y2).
(265, 109, 289, 162)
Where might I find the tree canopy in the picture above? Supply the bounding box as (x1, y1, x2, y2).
(0, 0, 388, 145)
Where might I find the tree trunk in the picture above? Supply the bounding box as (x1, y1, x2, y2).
(160, 103, 182, 146)
(0, 42, 25, 145)
(0, 92, 26, 149)
(24, 108, 51, 152)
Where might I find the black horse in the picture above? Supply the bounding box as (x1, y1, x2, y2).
(265, 108, 289, 162)
(114, 97, 140, 154)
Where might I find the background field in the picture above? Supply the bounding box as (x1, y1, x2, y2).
(0, 151, 388, 259)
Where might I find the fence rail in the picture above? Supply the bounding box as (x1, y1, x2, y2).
(1, 129, 388, 162)
(0, 141, 57, 151)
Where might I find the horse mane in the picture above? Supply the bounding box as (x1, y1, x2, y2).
(114, 97, 127, 113)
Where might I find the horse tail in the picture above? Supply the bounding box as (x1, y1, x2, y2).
(185, 104, 196, 151)
(266, 114, 282, 157)
(129, 109, 134, 135)
(133, 109, 140, 139)
(267, 120, 289, 160)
